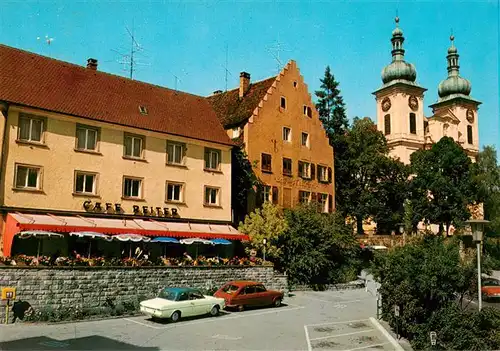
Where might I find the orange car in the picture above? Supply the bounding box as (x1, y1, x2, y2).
(214, 281, 284, 311)
(482, 278, 500, 301)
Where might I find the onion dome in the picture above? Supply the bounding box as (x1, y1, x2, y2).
(437, 35, 471, 98)
(381, 17, 417, 85)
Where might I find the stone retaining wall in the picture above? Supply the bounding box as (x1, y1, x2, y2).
(0, 266, 287, 322)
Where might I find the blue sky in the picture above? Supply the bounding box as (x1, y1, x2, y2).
(1, 0, 498, 151)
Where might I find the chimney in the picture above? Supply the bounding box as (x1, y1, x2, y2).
(213, 90, 223, 95)
(239, 72, 250, 98)
(86, 58, 98, 70)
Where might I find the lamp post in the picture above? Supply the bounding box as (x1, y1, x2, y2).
(262, 238, 267, 262)
(465, 219, 489, 311)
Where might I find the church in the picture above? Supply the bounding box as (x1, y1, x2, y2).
(373, 17, 481, 164)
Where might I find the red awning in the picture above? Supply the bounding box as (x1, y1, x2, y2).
(2, 213, 249, 257)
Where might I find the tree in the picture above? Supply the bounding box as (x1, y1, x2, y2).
(409, 137, 478, 234)
(338, 117, 390, 233)
(476, 146, 500, 237)
(372, 235, 499, 350)
(315, 66, 349, 139)
(281, 204, 359, 286)
(238, 202, 287, 266)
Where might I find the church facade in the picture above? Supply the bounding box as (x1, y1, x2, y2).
(373, 18, 481, 164)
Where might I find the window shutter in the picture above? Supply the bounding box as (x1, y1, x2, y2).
(182, 144, 187, 161)
(311, 164, 316, 180)
(328, 195, 333, 213)
(272, 186, 279, 205)
(328, 167, 332, 183)
(204, 149, 210, 168)
(298, 161, 303, 178)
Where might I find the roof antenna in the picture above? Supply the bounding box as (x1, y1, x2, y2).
(222, 43, 233, 92)
(168, 69, 188, 92)
(266, 33, 290, 74)
(37, 35, 55, 56)
(112, 22, 149, 80)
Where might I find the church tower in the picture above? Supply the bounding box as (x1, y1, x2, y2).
(428, 35, 481, 160)
(373, 17, 427, 164)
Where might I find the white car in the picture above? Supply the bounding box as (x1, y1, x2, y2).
(140, 287, 225, 322)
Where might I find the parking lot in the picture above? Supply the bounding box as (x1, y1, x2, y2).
(0, 289, 401, 350)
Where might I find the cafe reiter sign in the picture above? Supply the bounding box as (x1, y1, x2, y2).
(83, 200, 179, 218)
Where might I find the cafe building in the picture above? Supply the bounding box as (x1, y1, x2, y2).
(0, 44, 248, 259)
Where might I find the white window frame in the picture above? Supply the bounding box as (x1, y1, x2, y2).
(283, 127, 291, 142)
(318, 165, 328, 182)
(14, 164, 42, 190)
(166, 181, 184, 203)
(204, 186, 220, 206)
(262, 185, 271, 203)
(124, 134, 144, 159)
(319, 193, 328, 213)
(205, 148, 221, 171)
(18, 114, 45, 143)
(75, 125, 99, 151)
(123, 177, 143, 199)
(166, 141, 185, 165)
(74, 171, 97, 195)
(301, 132, 310, 147)
(299, 191, 311, 204)
(301, 162, 311, 179)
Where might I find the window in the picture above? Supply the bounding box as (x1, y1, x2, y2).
(318, 193, 328, 213)
(301, 132, 309, 147)
(204, 148, 221, 171)
(384, 114, 391, 135)
(18, 114, 44, 143)
(298, 161, 311, 179)
(123, 177, 142, 198)
(299, 190, 311, 204)
(167, 141, 185, 165)
(409, 113, 416, 134)
(467, 125, 473, 144)
(166, 182, 184, 203)
(303, 105, 312, 118)
(283, 158, 292, 176)
(204, 186, 220, 206)
(283, 127, 291, 142)
(15, 164, 41, 190)
(124, 134, 144, 158)
(262, 185, 271, 203)
(138, 105, 148, 115)
(74, 171, 97, 195)
(280, 96, 286, 109)
(255, 285, 267, 293)
(261, 153, 272, 172)
(293, 81, 297, 88)
(317, 165, 328, 182)
(76, 125, 98, 151)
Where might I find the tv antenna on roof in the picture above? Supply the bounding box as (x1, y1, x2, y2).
(112, 23, 149, 80)
(37, 35, 55, 45)
(222, 43, 233, 92)
(167, 69, 188, 92)
(266, 34, 290, 74)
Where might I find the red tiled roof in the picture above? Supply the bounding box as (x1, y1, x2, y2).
(0, 44, 233, 146)
(207, 77, 276, 129)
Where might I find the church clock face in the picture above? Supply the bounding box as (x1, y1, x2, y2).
(381, 97, 391, 112)
(466, 109, 475, 123)
(408, 96, 419, 111)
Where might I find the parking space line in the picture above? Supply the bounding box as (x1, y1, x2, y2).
(296, 296, 375, 305)
(125, 305, 305, 330)
(309, 329, 375, 341)
(306, 318, 370, 327)
(345, 342, 390, 351)
(304, 325, 312, 351)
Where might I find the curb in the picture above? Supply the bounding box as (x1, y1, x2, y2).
(369, 317, 404, 351)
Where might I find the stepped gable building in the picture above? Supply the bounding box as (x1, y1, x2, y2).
(0, 44, 247, 257)
(373, 17, 481, 164)
(208, 60, 334, 219)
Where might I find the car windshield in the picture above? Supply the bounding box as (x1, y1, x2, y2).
(222, 284, 239, 294)
(484, 279, 500, 286)
(158, 289, 177, 301)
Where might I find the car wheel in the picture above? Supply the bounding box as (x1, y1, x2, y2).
(170, 311, 181, 323)
(273, 298, 282, 307)
(210, 305, 220, 317)
(237, 305, 245, 312)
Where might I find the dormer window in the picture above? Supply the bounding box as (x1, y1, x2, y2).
(139, 106, 148, 115)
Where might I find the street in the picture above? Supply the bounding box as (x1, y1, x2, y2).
(0, 289, 402, 351)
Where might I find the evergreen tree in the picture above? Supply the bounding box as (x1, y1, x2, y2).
(315, 66, 349, 139)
